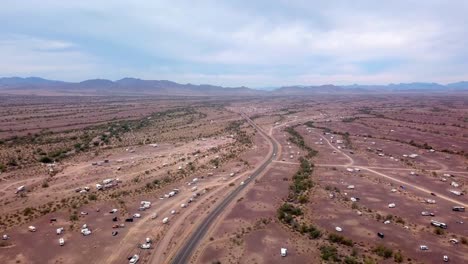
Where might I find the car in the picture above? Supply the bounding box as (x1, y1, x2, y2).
(430, 192, 437, 196)
(112, 216, 118, 222)
(377, 232, 384, 238)
(443, 255, 449, 262)
(125, 218, 134, 222)
(110, 209, 118, 214)
(452, 206, 465, 212)
(112, 231, 118, 236)
(80, 211, 88, 215)
(133, 213, 141, 218)
(449, 238, 458, 244)
(59, 238, 65, 246)
(129, 254, 139, 264)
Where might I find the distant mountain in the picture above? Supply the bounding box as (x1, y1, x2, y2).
(0, 77, 466, 96)
(0, 77, 266, 96)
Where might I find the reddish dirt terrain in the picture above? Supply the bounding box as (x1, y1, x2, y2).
(0, 94, 467, 264)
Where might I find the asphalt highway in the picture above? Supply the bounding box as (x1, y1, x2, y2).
(170, 114, 278, 264)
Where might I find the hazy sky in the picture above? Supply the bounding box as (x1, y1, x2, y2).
(1, 0, 467, 87)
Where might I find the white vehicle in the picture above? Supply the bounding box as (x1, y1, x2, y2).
(103, 178, 113, 185)
(96, 184, 103, 190)
(431, 220, 447, 229)
(56, 227, 64, 235)
(15, 185, 25, 194)
(81, 228, 92, 236)
(240, 181, 245, 185)
(59, 238, 65, 246)
(388, 203, 396, 208)
(426, 199, 436, 204)
(28, 226, 36, 232)
(335, 226, 343, 232)
(420, 245, 429, 250)
(191, 186, 198, 192)
(2, 234, 9, 240)
(162, 217, 169, 224)
(140, 243, 151, 249)
(449, 190, 463, 196)
(151, 213, 158, 219)
(171, 210, 176, 215)
(391, 188, 397, 193)
(421, 211, 435, 216)
(141, 201, 151, 208)
(181, 203, 187, 208)
(280, 247, 288, 257)
(110, 208, 118, 214)
(168, 191, 176, 197)
(443, 255, 449, 262)
(146, 237, 152, 243)
(347, 185, 355, 190)
(449, 238, 458, 244)
(80, 211, 88, 215)
(133, 213, 141, 218)
(384, 220, 391, 224)
(350, 197, 357, 202)
(129, 254, 140, 264)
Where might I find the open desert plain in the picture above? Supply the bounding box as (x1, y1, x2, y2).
(0, 94, 466, 264)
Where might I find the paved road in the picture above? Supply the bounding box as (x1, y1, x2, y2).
(170, 114, 278, 264)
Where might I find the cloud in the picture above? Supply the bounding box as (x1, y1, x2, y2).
(0, 0, 467, 86)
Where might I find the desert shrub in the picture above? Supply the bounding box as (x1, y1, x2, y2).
(329, 233, 353, 246)
(461, 237, 467, 244)
(320, 245, 340, 262)
(394, 251, 404, 263)
(434, 228, 445, 235)
(88, 194, 97, 201)
(344, 256, 359, 264)
(373, 244, 393, 259)
(0, 163, 5, 172)
(41, 181, 49, 188)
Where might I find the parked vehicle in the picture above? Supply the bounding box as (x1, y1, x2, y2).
(377, 232, 384, 238)
(452, 206, 465, 212)
(125, 218, 134, 222)
(129, 254, 139, 264)
(110, 209, 118, 214)
(431, 220, 447, 229)
(420, 245, 429, 250)
(162, 217, 169, 224)
(59, 238, 65, 246)
(280, 248, 287, 257)
(28, 226, 36, 232)
(112, 231, 118, 236)
(443, 255, 449, 262)
(133, 213, 141, 218)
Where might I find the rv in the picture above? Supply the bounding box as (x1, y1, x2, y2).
(431, 220, 447, 229)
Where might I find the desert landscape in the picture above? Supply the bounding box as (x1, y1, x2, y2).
(0, 94, 466, 264)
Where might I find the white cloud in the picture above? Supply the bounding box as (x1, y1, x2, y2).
(0, 0, 467, 85)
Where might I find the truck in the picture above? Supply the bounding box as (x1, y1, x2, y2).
(56, 227, 64, 235)
(280, 248, 288, 257)
(59, 238, 65, 246)
(452, 206, 465, 212)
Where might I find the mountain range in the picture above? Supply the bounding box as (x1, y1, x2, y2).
(0, 77, 467, 96)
